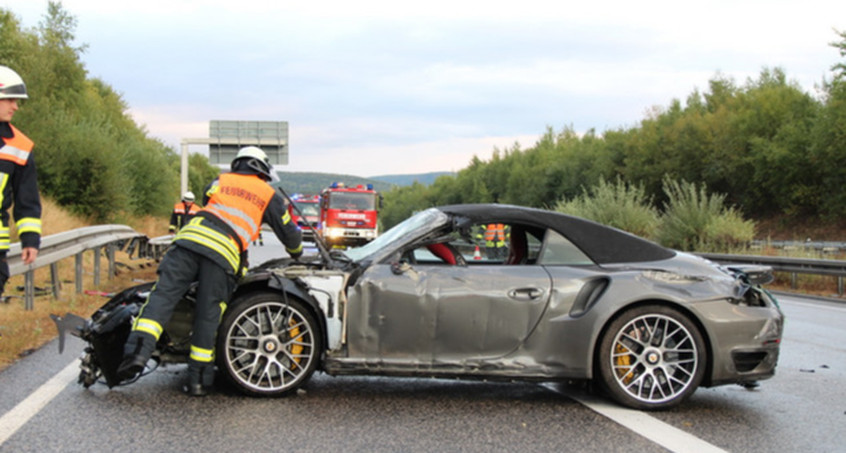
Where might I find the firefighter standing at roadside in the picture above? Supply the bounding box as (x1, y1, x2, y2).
(0, 66, 41, 300)
(484, 223, 507, 260)
(117, 146, 303, 396)
(169, 191, 200, 234)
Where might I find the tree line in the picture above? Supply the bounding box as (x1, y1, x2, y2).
(381, 31, 846, 243)
(0, 3, 218, 222)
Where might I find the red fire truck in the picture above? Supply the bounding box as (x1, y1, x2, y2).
(287, 194, 321, 241)
(319, 182, 381, 248)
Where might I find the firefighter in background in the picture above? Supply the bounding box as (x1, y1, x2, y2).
(168, 191, 200, 234)
(0, 66, 41, 300)
(484, 223, 507, 260)
(117, 146, 303, 396)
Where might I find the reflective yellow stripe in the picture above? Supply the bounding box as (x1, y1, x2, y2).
(205, 180, 219, 198)
(0, 225, 8, 250)
(286, 243, 303, 255)
(133, 318, 163, 340)
(190, 345, 214, 363)
(175, 219, 241, 272)
(281, 209, 291, 225)
(177, 231, 240, 273)
(15, 217, 41, 235)
(0, 173, 8, 213)
(219, 301, 227, 323)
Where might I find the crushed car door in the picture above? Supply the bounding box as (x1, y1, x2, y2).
(346, 263, 552, 365)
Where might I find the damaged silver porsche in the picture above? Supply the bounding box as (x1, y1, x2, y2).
(53, 204, 784, 410)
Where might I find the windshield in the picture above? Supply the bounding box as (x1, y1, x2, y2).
(294, 201, 319, 217)
(328, 192, 375, 210)
(345, 208, 449, 262)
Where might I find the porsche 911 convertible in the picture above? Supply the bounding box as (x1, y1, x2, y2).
(54, 204, 784, 410)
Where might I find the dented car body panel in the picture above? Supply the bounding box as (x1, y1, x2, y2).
(56, 203, 784, 409)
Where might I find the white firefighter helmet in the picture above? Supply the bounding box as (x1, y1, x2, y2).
(232, 146, 273, 180)
(0, 66, 28, 100)
(182, 191, 195, 202)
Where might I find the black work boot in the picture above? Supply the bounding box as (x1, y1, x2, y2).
(117, 333, 156, 381)
(182, 364, 214, 397)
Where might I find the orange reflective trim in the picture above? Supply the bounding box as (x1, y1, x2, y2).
(0, 125, 34, 165)
(485, 223, 505, 241)
(202, 173, 274, 248)
(173, 202, 201, 215)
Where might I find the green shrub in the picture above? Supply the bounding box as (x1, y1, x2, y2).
(554, 177, 659, 238)
(658, 177, 755, 251)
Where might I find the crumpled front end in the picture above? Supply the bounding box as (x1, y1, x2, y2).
(625, 253, 785, 386)
(52, 283, 153, 387)
(690, 284, 783, 386)
(51, 281, 200, 388)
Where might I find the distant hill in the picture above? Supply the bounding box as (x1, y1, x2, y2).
(275, 171, 453, 195)
(369, 172, 455, 186)
(275, 172, 393, 195)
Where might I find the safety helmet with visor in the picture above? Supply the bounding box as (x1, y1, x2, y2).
(232, 146, 273, 180)
(0, 66, 28, 100)
(182, 191, 195, 202)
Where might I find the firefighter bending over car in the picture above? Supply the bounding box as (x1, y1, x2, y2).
(169, 191, 201, 234)
(0, 66, 41, 301)
(117, 146, 303, 396)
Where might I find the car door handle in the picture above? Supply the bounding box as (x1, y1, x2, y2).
(508, 287, 543, 300)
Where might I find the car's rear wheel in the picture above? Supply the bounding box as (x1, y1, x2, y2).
(217, 291, 321, 396)
(596, 305, 706, 410)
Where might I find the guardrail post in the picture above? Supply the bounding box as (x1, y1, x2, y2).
(791, 272, 797, 290)
(93, 246, 101, 287)
(839, 276, 844, 296)
(75, 252, 83, 294)
(50, 262, 60, 299)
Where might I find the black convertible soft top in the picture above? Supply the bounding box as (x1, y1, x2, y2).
(437, 204, 676, 265)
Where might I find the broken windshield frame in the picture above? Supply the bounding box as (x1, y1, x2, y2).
(344, 208, 449, 263)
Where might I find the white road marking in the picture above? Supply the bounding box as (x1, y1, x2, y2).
(551, 386, 729, 453)
(0, 360, 78, 446)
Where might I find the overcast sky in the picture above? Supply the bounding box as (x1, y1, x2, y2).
(3, 0, 845, 176)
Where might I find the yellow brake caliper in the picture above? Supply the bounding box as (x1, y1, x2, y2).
(615, 343, 634, 383)
(288, 318, 303, 370)
(615, 328, 635, 384)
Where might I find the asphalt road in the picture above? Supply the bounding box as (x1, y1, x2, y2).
(0, 235, 843, 453)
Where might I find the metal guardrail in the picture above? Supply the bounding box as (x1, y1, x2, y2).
(6, 225, 169, 310)
(697, 252, 846, 296)
(750, 240, 846, 254)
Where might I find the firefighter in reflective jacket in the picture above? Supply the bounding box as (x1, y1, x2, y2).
(484, 223, 507, 260)
(118, 146, 303, 396)
(168, 191, 200, 233)
(0, 66, 41, 300)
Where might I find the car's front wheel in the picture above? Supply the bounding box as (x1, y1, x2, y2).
(596, 305, 706, 410)
(217, 291, 322, 396)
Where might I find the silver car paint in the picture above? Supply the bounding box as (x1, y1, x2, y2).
(278, 209, 783, 386)
(286, 255, 782, 386)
